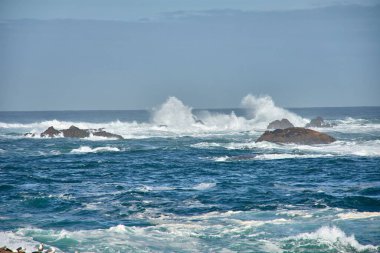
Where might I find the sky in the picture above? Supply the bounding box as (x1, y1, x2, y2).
(0, 0, 379, 110)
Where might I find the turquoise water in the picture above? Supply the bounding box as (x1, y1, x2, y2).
(0, 99, 380, 252)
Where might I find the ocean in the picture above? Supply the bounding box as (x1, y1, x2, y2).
(0, 96, 379, 253)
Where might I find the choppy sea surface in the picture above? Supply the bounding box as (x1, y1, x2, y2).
(0, 96, 379, 253)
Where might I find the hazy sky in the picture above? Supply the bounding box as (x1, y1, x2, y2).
(0, 0, 379, 110)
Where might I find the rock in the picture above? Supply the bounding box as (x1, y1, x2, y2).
(0, 247, 13, 253)
(61, 125, 90, 138)
(93, 130, 123, 140)
(37, 125, 123, 139)
(305, 117, 332, 128)
(24, 132, 36, 137)
(256, 127, 335, 145)
(40, 126, 61, 137)
(267, 119, 294, 129)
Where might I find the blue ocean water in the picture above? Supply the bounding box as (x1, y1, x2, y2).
(0, 97, 380, 253)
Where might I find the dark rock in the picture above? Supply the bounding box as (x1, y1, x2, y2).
(0, 247, 13, 253)
(267, 119, 294, 129)
(37, 125, 123, 140)
(256, 127, 335, 145)
(93, 130, 123, 140)
(24, 132, 36, 137)
(61, 125, 90, 138)
(40, 126, 61, 137)
(195, 119, 205, 125)
(305, 117, 332, 128)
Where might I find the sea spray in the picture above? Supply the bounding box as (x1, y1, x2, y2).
(241, 94, 308, 127)
(152, 97, 198, 129)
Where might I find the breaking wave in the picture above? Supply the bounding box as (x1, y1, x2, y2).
(0, 95, 311, 138)
(284, 226, 378, 252)
(241, 94, 308, 127)
(70, 146, 120, 154)
(196, 139, 380, 157)
(0, 95, 379, 141)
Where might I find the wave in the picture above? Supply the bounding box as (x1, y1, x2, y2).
(241, 94, 308, 127)
(337, 211, 380, 220)
(211, 153, 334, 161)
(0, 231, 45, 253)
(285, 226, 378, 252)
(70, 146, 120, 154)
(136, 182, 216, 192)
(1, 95, 379, 140)
(192, 182, 216, 190)
(3, 208, 379, 253)
(0, 95, 310, 138)
(197, 139, 380, 157)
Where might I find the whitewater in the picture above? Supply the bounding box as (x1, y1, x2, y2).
(0, 95, 379, 252)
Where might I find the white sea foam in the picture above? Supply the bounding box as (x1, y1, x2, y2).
(192, 182, 216, 190)
(1, 95, 379, 141)
(287, 140, 380, 157)
(211, 153, 334, 161)
(241, 94, 308, 128)
(152, 97, 199, 129)
(70, 146, 120, 154)
(337, 211, 380, 220)
(137, 185, 175, 192)
(0, 95, 310, 138)
(205, 139, 380, 157)
(289, 226, 378, 252)
(0, 231, 48, 253)
(5, 210, 379, 253)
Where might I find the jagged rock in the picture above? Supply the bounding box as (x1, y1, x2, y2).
(61, 125, 90, 138)
(267, 119, 294, 129)
(36, 125, 123, 139)
(305, 117, 332, 128)
(93, 130, 123, 140)
(24, 132, 36, 137)
(256, 127, 335, 145)
(40, 126, 61, 137)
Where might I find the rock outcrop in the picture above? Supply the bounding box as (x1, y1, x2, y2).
(256, 127, 335, 145)
(93, 130, 124, 139)
(305, 117, 332, 128)
(41, 126, 61, 137)
(267, 119, 294, 129)
(61, 125, 89, 138)
(38, 125, 123, 139)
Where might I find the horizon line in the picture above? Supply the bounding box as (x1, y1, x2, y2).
(1, 105, 379, 113)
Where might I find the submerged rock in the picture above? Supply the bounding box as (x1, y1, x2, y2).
(305, 117, 332, 128)
(41, 126, 61, 137)
(24, 132, 36, 137)
(37, 125, 123, 139)
(267, 119, 294, 129)
(256, 127, 335, 145)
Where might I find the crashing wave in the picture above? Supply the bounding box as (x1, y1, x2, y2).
(284, 226, 378, 252)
